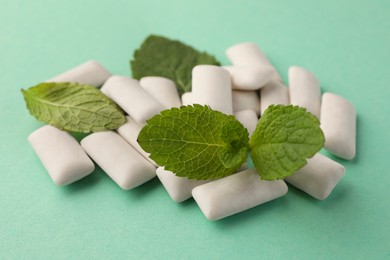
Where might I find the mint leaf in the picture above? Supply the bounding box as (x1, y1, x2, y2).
(22, 82, 126, 133)
(130, 35, 220, 95)
(138, 105, 249, 180)
(249, 105, 324, 180)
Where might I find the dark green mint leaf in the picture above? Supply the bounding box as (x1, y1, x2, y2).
(249, 105, 324, 180)
(138, 105, 249, 180)
(130, 35, 220, 95)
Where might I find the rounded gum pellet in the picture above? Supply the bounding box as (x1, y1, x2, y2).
(223, 66, 273, 90)
(285, 153, 346, 200)
(192, 168, 288, 220)
(192, 65, 233, 114)
(181, 92, 193, 106)
(234, 110, 258, 137)
(81, 131, 156, 190)
(140, 76, 182, 109)
(288, 66, 321, 118)
(260, 80, 290, 114)
(102, 76, 165, 125)
(46, 60, 111, 87)
(28, 125, 95, 186)
(321, 93, 356, 160)
(232, 90, 260, 115)
(156, 167, 209, 203)
(226, 42, 282, 83)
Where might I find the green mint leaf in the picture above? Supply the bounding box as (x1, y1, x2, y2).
(249, 105, 324, 180)
(21, 82, 126, 133)
(138, 105, 249, 180)
(130, 35, 220, 95)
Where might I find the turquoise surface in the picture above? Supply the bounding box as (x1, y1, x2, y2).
(1, 0, 389, 259)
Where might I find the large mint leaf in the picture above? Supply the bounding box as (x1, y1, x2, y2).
(22, 82, 126, 133)
(249, 105, 324, 180)
(130, 35, 220, 95)
(138, 105, 249, 180)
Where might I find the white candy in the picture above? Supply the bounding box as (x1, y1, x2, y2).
(223, 66, 273, 90)
(192, 65, 233, 114)
(181, 92, 193, 106)
(234, 110, 258, 137)
(226, 42, 282, 82)
(321, 93, 356, 160)
(102, 76, 165, 125)
(28, 125, 95, 186)
(140, 77, 181, 109)
(192, 168, 288, 220)
(156, 167, 209, 203)
(260, 80, 290, 114)
(117, 116, 157, 166)
(46, 60, 111, 87)
(232, 90, 260, 115)
(288, 66, 321, 118)
(100, 83, 110, 96)
(285, 153, 345, 200)
(81, 131, 156, 190)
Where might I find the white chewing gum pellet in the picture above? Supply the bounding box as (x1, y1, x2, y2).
(285, 153, 345, 200)
(234, 110, 258, 137)
(28, 125, 95, 186)
(81, 132, 156, 190)
(192, 168, 288, 220)
(321, 93, 356, 160)
(140, 77, 182, 109)
(181, 92, 193, 106)
(103, 76, 165, 125)
(232, 90, 260, 115)
(260, 80, 290, 114)
(46, 60, 111, 87)
(226, 42, 282, 82)
(117, 116, 157, 166)
(223, 66, 273, 90)
(100, 83, 110, 97)
(192, 65, 233, 114)
(288, 66, 321, 118)
(156, 167, 209, 203)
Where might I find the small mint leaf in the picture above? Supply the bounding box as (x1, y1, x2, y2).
(137, 105, 249, 180)
(130, 35, 220, 95)
(22, 82, 126, 133)
(249, 105, 324, 180)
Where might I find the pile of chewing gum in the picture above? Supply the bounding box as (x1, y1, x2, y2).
(28, 42, 356, 220)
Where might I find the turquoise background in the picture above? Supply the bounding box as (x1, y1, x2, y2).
(1, 0, 389, 259)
